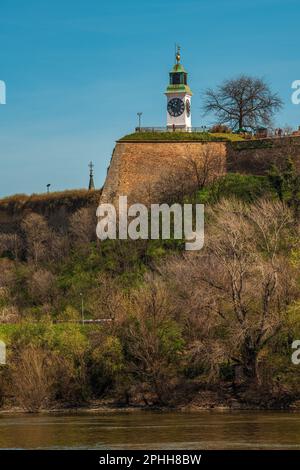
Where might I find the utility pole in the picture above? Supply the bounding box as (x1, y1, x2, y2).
(80, 292, 84, 325)
(137, 112, 143, 131)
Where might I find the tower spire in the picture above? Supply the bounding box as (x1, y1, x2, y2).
(88, 161, 95, 190)
(175, 44, 181, 64)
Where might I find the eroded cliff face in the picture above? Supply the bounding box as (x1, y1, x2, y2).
(101, 136, 300, 206)
(0, 189, 102, 234)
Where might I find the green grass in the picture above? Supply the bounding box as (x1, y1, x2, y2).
(195, 173, 275, 204)
(119, 132, 244, 142)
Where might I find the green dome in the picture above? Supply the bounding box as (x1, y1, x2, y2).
(170, 63, 187, 74)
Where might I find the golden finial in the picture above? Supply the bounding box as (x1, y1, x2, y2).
(176, 44, 181, 64)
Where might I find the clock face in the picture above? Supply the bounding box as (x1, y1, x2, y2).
(186, 99, 191, 117)
(167, 98, 185, 117)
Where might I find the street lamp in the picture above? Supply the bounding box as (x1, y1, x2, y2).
(79, 293, 84, 325)
(137, 112, 143, 131)
(46, 183, 51, 193)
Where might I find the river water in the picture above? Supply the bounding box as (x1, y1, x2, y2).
(0, 410, 300, 449)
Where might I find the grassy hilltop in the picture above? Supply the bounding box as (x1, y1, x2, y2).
(119, 131, 244, 142)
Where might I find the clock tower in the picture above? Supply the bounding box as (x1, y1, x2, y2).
(165, 46, 192, 131)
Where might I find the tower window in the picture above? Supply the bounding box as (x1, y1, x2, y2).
(171, 73, 181, 85)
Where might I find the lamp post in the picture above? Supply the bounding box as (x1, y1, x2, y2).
(137, 112, 143, 131)
(46, 183, 51, 193)
(79, 292, 84, 325)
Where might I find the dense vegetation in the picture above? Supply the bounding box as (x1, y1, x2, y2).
(0, 162, 300, 412)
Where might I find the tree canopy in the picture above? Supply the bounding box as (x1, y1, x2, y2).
(203, 75, 283, 131)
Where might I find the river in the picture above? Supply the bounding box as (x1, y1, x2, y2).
(0, 410, 300, 449)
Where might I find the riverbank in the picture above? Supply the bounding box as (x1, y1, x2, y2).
(1, 392, 300, 415)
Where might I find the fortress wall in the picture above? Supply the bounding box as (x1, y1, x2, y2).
(227, 136, 300, 174)
(101, 136, 300, 206)
(101, 141, 227, 206)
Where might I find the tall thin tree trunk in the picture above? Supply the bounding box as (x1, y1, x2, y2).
(241, 341, 258, 384)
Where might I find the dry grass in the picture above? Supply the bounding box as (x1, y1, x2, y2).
(0, 189, 102, 214)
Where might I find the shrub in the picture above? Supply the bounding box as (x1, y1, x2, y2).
(210, 124, 231, 133)
(196, 173, 274, 204)
(9, 346, 56, 412)
(89, 334, 125, 396)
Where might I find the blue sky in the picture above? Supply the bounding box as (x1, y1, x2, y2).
(0, 0, 299, 197)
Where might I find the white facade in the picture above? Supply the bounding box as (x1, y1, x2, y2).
(166, 93, 192, 130)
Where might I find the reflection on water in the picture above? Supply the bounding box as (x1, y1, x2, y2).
(0, 410, 300, 449)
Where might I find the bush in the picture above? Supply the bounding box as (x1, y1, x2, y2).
(210, 124, 231, 133)
(121, 279, 184, 405)
(89, 334, 125, 396)
(196, 173, 275, 204)
(9, 346, 56, 412)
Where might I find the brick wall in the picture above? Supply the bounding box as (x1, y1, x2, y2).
(227, 136, 300, 174)
(101, 141, 227, 206)
(101, 136, 300, 206)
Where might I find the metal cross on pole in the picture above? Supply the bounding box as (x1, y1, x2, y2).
(88, 161, 95, 190)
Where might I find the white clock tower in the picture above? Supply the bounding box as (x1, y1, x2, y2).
(165, 46, 192, 131)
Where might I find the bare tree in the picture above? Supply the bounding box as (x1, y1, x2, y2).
(122, 276, 183, 404)
(0, 233, 22, 260)
(183, 146, 224, 191)
(69, 207, 96, 247)
(154, 147, 224, 204)
(158, 253, 230, 382)
(154, 166, 195, 204)
(203, 75, 283, 131)
(9, 346, 56, 412)
(49, 232, 70, 261)
(21, 213, 49, 265)
(163, 199, 296, 385)
(28, 269, 57, 305)
(0, 259, 16, 290)
(88, 273, 125, 321)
